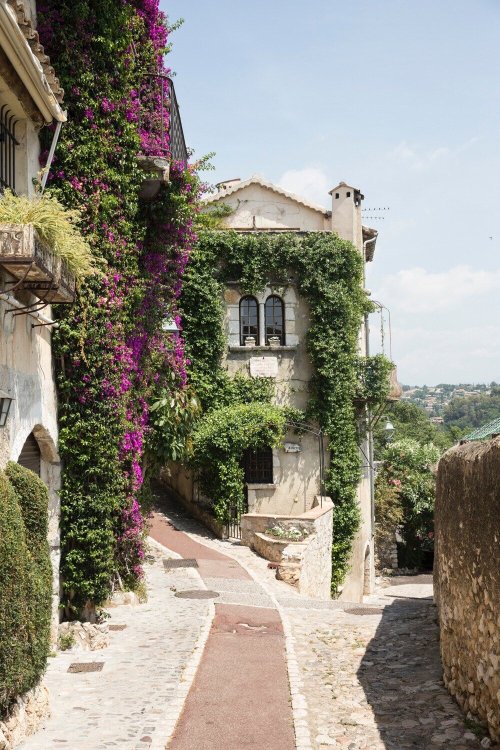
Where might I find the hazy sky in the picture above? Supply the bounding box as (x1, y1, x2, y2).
(159, 0, 500, 385)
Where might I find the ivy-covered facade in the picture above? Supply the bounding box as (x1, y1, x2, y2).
(172, 177, 393, 599)
(36, 0, 199, 614)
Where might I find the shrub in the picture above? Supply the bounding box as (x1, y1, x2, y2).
(0, 468, 52, 710)
(5, 462, 49, 548)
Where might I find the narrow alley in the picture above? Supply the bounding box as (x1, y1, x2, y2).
(19, 496, 487, 750)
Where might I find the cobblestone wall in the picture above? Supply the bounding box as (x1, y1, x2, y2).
(435, 438, 500, 742)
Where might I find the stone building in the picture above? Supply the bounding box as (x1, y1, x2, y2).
(170, 175, 381, 601)
(0, 0, 68, 637)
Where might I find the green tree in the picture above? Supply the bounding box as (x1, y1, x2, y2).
(377, 439, 440, 569)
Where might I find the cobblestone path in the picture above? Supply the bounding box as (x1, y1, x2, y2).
(287, 587, 486, 750)
(158, 499, 491, 750)
(19, 544, 213, 750)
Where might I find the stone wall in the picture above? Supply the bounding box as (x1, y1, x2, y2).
(241, 497, 333, 598)
(0, 684, 49, 750)
(434, 438, 500, 742)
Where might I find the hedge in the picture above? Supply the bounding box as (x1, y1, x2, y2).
(0, 466, 52, 710)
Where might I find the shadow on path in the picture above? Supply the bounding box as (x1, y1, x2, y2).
(356, 596, 482, 750)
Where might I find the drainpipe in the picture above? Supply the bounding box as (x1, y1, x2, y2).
(363, 235, 378, 535)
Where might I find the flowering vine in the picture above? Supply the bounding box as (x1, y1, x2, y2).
(37, 0, 199, 612)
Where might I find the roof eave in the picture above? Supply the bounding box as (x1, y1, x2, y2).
(0, 1, 66, 123)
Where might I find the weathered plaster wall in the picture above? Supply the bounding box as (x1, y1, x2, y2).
(434, 438, 500, 741)
(0, 291, 60, 641)
(215, 183, 329, 231)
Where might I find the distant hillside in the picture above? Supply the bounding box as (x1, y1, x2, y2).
(400, 382, 497, 423)
(442, 386, 500, 431)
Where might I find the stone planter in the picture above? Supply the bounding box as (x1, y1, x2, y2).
(268, 336, 281, 348)
(0, 223, 75, 303)
(244, 336, 256, 347)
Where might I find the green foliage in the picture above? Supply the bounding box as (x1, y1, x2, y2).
(355, 354, 393, 404)
(374, 470, 404, 549)
(0, 469, 51, 709)
(194, 202, 233, 229)
(5, 462, 49, 548)
(380, 438, 440, 569)
(0, 190, 96, 278)
(190, 403, 286, 521)
(180, 230, 378, 593)
(58, 631, 75, 651)
(374, 400, 453, 459)
(148, 387, 201, 464)
(443, 386, 500, 430)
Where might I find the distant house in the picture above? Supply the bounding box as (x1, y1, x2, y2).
(171, 175, 387, 601)
(0, 0, 68, 637)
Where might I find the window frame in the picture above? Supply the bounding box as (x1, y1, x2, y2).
(242, 446, 274, 485)
(264, 294, 285, 345)
(239, 295, 259, 346)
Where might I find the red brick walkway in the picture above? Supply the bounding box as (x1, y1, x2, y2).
(149, 511, 296, 750)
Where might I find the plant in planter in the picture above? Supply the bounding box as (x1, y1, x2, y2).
(0, 189, 96, 278)
(265, 524, 309, 542)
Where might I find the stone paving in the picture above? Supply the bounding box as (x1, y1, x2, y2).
(19, 543, 213, 750)
(287, 585, 488, 750)
(154, 500, 494, 750)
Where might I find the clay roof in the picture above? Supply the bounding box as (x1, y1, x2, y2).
(7, 0, 64, 103)
(204, 176, 331, 217)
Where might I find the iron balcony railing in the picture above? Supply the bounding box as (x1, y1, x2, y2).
(139, 74, 188, 164)
(0, 105, 19, 193)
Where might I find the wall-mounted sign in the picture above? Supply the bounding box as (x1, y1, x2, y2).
(250, 356, 278, 379)
(284, 443, 302, 453)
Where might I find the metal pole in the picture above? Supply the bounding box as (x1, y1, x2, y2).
(41, 120, 63, 193)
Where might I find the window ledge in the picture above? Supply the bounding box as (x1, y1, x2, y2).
(246, 483, 277, 490)
(229, 345, 297, 352)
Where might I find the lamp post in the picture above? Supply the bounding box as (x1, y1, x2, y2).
(162, 317, 180, 333)
(384, 419, 395, 443)
(0, 390, 13, 427)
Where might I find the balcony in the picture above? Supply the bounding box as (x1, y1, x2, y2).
(0, 223, 75, 304)
(137, 75, 188, 200)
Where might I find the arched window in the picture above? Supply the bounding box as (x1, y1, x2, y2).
(239, 296, 259, 345)
(264, 295, 285, 345)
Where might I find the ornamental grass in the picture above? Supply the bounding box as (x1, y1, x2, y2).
(0, 189, 96, 278)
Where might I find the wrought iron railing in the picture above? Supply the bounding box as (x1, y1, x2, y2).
(0, 105, 19, 193)
(139, 75, 188, 164)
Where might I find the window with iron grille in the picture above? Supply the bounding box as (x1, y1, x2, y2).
(240, 295, 259, 345)
(242, 447, 273, 484)
(264, 295, 285, 345)
(0, 105, 19, 193)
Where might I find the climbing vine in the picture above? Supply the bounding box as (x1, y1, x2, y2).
(37, 0, 199, 612)
(180, 230, 391, 593)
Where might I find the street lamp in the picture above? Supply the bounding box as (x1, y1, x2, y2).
(384, 419, 395, 443)
(0, 390, 13, 427)
(162, 317, 180, 333)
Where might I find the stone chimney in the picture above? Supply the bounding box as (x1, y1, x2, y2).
(329, 182, 364, 251)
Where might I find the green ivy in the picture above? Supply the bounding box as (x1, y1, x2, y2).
(180, 230, 391, 593)
(190, 403, 286, 521)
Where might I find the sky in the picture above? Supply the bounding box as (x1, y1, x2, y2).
(159, 0, 500, 386)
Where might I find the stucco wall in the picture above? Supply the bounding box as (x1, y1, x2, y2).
(0, 292, 60, 640)
(434, 438, 500, 741)
(215, 183, 329, 231)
